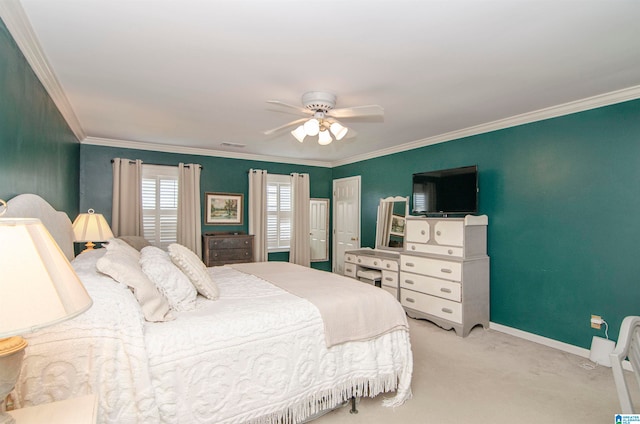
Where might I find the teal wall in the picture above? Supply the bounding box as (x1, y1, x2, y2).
(334, 98, 640, 348)
(79, 144, 333, 270)
(0, 19, 79, 214)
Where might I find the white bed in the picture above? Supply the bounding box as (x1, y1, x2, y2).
(6, 194, 413, 424)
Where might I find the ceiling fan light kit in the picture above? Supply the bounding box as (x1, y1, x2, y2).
(265, 91, 384, 146)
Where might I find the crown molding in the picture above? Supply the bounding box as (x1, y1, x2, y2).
(3, 0, 638, 167)
(0, 0, 85, 141)
(82, 137, 333, 168)
(331, 85, 640, 167)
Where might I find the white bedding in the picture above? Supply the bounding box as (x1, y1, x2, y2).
(12, 250, 413, 424)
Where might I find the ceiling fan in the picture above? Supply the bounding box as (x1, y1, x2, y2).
(263, 91, 384, 145)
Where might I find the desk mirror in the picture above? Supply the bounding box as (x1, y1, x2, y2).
(375, 196, 409, 251)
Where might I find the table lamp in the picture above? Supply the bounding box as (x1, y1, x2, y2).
(72, 209, 114, 252)
(0, 199, 93, 424)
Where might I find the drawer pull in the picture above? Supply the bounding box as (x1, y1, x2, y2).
(374, 261, 378, 266)
(386, 263, 391, 268)
(411, 246, 416, 250)
(448, 249, 453, 255)
(405, 262, 415, 267)
(421, 230, 426, 235)
(436, 230, 441, 236)
(385, 277, 393, 282)
(440, 268, 452, 274)
(405, 298, 416, 303)
(440, 287, 452, 293)
(404, 279, 414, 285)
(346, 267, 353, 273)
(441, 307, 453, 314)
(358, 259, 362, 263)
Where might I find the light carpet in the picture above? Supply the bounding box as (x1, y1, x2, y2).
(314, 318, 637, 424)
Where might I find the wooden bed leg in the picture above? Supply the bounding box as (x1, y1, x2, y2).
(349, 397, 358, 414)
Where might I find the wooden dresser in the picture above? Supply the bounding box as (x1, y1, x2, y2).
(202, 232, 254, 266)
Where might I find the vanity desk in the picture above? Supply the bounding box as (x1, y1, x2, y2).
(344, 249, 400, 299)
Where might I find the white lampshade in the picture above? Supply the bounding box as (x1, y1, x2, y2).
(291, 125, 306, 143)
(318, 129, 333, 145)
(330, 122, 348, 140)
(303, 118, 320, 136)
(72, 209, 114, 251)
(0, 218, 93, 338)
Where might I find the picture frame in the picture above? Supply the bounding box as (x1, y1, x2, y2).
(390, 214, 406, 236)
(205, 192, 243, 225)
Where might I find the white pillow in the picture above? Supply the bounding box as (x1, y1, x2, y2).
(168, 243, 219, 300)
(97, 247, 174, 322)
(140, 246, 197, 312)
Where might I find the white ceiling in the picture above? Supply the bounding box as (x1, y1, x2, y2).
(5, 0, 640, 167)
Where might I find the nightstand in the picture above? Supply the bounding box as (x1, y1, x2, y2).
(7, 394, 97, 423)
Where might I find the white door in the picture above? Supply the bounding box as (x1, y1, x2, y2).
(333, 176, 361, 274)
(309, 198, 329, 262)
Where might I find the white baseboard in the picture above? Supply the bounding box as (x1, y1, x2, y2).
(489, 322, 633, 371)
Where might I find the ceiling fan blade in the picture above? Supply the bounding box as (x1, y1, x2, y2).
(263, 117, 308, 135)
(266, 100, 313, 115)
(328, 104, 384, 119)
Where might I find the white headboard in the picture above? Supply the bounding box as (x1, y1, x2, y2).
(4, 194, 75, 261)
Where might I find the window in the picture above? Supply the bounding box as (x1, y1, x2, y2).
(142, 164, 179, 249)
(267, 174, 291, 251)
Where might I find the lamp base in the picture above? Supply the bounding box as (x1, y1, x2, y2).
(82, 241, 96, 252)
(0, 337, 27, 424)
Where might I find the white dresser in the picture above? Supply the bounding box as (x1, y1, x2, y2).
(400, 215, 489, 337)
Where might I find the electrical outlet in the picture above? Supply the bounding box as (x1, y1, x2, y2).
(591, 314, 602, 330)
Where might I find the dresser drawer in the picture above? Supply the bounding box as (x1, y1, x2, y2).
(401, 255, 462, 282)
(406, 243, 464, 258)
(344, 263, 357, 278)
(401, 290, 462, 323)
(381, 269, 398, 288)
(209, 248, 252, 261)
(345, 253, 357, 264)
(400, 271, 461, 301)
(354, 255, 384, 269)
(209, 237, 252, 249)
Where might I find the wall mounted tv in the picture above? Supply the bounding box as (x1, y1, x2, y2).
(412, 165, 478, 216)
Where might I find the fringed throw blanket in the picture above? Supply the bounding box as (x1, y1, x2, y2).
(230, 262, 409, 347)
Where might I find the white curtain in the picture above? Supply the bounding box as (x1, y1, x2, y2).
(249, 169, 268, 262)
(375, 200, 392, 247)
(111, 158, 142, 237)
(289, 173, 310, 267)
(177, 163, 202, 256)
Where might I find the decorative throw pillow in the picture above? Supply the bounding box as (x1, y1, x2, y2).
(105, 237, 141, 259)
(97, 247, 174, 322)
(140, 246, 197, 311)
(119, 235, 152, 251)
(168, 243, 219, 300)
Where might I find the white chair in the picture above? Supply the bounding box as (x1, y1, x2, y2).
(610, 316, 640, 413)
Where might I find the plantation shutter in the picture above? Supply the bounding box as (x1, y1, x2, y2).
(266, 174, 291, 251)
(142, 164, 179, 249)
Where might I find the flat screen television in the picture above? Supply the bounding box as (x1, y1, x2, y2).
(412, 165, 478, 216)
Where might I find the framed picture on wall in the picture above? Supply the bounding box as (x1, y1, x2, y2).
(205, 192, 243, 225)
(390, 214, 406, 236)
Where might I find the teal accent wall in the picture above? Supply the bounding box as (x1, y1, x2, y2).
(0, 19, 79, 214)
(79, 144, 333, 270)
(334, 98, 640, 348)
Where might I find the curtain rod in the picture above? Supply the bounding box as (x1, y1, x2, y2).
(111, 159, 202, 169)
